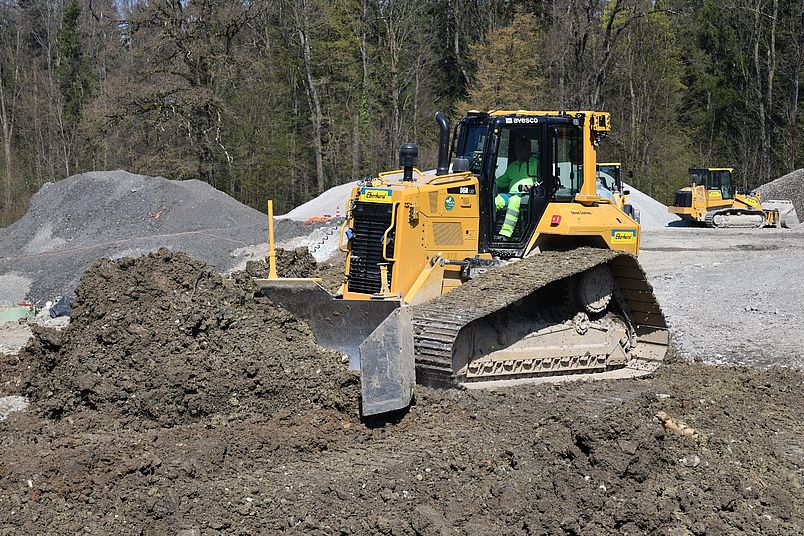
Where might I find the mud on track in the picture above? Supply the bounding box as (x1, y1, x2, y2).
(0, 251, 802, 535)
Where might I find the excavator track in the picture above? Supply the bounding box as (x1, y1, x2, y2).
(410, 248, 668, 388)
(704, 208, 765, 228)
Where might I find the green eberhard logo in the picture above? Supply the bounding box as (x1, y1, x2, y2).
(444, 195, 455, 211)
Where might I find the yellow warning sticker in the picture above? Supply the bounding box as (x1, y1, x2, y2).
(359, 188, 393, 203)
(610, 229, 637, 244)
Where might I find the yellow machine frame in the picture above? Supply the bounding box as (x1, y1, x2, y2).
(337, 110, 640, 304)
(668, 167, 791, 227)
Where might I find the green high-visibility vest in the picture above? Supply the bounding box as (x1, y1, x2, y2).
(496, 156, 538, 194)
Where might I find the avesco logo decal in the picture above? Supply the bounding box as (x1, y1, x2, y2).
(505, 117, 539, 124)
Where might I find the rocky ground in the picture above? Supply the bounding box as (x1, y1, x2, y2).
(0, 228, 802, 535)
(640, 226, 804, 369)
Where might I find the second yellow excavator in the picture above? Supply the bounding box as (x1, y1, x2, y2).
(668, 167, 799, 228)
(258, 111, 666, 416)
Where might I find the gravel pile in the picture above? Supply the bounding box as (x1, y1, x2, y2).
(0, 171, 270, 303)
(623, 182, 683, 229)
(757, 169, 804, 222)
(280, 181, 356, 220)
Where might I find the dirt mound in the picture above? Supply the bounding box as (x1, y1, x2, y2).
(245, 247, 346, 293)
(757, 169, 804, 221)
(0, 171, 269, 303)
(245, 247, 318, 279)
(21, 249, 356, 426)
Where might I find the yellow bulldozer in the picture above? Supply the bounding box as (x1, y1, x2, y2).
(596, 162, 640, 223)
(668, 167, 799, 228)
(258, 111, 667, 416)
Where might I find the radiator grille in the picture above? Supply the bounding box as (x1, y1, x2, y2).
(674, 191, 692, 207)
(347, 202, 395, 294)
(432, 221, 463, 246)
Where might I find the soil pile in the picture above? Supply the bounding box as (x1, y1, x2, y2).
(757, 168, 804, 221)
(245, 247, 318, 279)
(20, 249, 356, 426)
(0, 171, 269, 303)
(245, 247, 346, 293)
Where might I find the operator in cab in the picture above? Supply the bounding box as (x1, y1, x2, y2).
(495, 135, 538, 238)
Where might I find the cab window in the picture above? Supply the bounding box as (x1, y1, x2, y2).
(714, 171, 733, 199)
(491, 126, 541, 244)
(552, 126, 582, 198)
(457, 124, 488, 173)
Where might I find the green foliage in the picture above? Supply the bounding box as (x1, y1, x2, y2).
(461, 10, 543, 112)
(56, 0, 87, 123)
(2, 0, 804, 220)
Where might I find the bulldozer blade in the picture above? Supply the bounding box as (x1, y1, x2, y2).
(762, 200, 800, 228)
(255, 278, 400, 368)
(359, 307, 416, 416)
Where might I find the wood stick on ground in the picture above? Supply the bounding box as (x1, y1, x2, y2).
(656, 410, 701, 440)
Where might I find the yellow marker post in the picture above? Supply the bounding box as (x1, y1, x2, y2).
(267, 200, 279, 279)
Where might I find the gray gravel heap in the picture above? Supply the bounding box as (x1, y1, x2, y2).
(622, 182, 683, 229)
(757, 169, 804, 221)
(0, 171, 270, 303)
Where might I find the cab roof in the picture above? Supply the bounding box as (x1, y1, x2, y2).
(484, 110, 602, 117)
(689, 167, 734, 173)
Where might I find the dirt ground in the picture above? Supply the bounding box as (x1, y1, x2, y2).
(0, 232, 803, 535)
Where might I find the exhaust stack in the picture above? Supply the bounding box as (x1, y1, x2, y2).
(435, 112, 450, 176)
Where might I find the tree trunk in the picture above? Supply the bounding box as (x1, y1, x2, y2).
(752, 4, 766, 188)
(0, 77, 13, 206)
(765, 0, 778, 181)
(296, 8, 325, 193)
(788, 1, 803, 171)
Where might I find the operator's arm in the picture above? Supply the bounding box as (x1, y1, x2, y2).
(528, 156, 539, 182)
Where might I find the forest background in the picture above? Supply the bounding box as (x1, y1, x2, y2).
(1, 0, 802, 223)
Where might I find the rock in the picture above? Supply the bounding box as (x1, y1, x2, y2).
(680, 455, 701, 468)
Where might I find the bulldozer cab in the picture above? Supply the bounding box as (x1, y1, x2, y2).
(597, 163, 623, 193)
(453, 112, 588, 252)
(689, 168, 735, 200)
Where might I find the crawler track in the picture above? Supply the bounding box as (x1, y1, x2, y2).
(411, 248, 668, 388)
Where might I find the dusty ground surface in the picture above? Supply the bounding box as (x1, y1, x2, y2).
(640, 226, 804, 369)
(0, 322, 31, 358)
(0, 228, 802, 534)
(1, 354, 802, 534)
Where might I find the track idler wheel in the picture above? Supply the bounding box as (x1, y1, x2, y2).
(576, 265, 614, 314)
